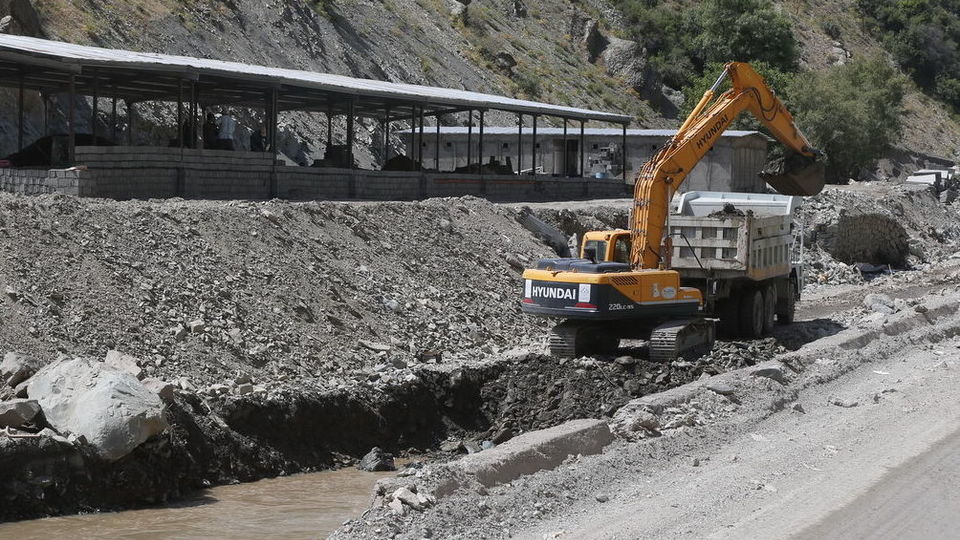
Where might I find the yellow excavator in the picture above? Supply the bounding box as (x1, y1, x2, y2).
(520, 62, 825, 360)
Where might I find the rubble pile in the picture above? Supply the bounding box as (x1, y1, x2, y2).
(799, 186, 960, 282)
(0, 194, 554, 390)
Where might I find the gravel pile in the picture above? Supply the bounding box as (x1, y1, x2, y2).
(0, 194, 554, 392)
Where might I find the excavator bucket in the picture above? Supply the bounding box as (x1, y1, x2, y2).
(759, 152, 826, 196)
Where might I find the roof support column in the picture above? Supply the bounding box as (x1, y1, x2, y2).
(268, 87, 279, 153)
(42, 94, 48, 137)
(327, 104, 333, 158)
(347, 96, 355, 170)
(17, 71, 24, 152)
(126, 99, 134, 146)
(418, 105, 425, 170)
(91, 71, 99, 145)
(562, 118, 568, 176)
(466, 110, 473, 172)
(380, 105, 390, 169)
(579, 120, 585, 178)
(177, 79, 184, 148)
(622, 123, 628, 183)
(531, 115, 538, 177)
(479, 109, 485, 194)
(188, 83, 197, 149)
(410, 106, 417, 172)
(517, 114, 523, 175)
(68, 74, 76, 166)
(111, 95, 118, 142)
(435, 114, 441, 171)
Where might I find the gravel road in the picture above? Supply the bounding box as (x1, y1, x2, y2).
(521, 294, 960, 539)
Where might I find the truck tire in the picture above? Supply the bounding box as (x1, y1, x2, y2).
(762, 284, 777, 334)
(718, 298, 741, 338)
(739, 289, 764, 339)
(777, 285, 796, 325)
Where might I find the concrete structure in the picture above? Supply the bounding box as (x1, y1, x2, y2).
(0, 146, 627, 201)
(0, 35, 631, 202)
(404, 127, 771, 193)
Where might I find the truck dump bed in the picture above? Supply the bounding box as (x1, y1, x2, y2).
(669, 191, 797, 281)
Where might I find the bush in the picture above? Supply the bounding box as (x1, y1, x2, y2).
(857, 0, 960, 110)
(787, 58, 907, 181)
(617, 0, 799, 89)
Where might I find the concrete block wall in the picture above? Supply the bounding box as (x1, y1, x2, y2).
(3, 146, 629, 202)
(0, 168, 83, 196)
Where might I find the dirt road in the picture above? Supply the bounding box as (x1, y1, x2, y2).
(526, 320, 960, 539)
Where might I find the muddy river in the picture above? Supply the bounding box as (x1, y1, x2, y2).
(0, 468, 392, 539)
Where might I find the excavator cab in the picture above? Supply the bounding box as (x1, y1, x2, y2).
(581, 231, 632, 263)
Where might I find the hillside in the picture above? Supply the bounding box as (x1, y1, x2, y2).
(0, 0, 957, 167)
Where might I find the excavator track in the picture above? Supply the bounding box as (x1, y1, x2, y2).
(548, 322, 580, 358)
(548, 321, 619, 358)
(649, 319, 716, 363)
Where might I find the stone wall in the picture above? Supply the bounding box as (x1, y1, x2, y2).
(0, 167, 83, 196)
(1, 146, 629, 202)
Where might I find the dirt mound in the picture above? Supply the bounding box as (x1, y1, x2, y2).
(0, 194, 553, 390)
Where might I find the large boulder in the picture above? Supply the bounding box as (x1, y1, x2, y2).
(27, 357, 168, 461)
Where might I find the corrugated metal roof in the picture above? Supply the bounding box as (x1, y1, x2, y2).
(401, 127, 766, 138)
(0, 34, 633, 123)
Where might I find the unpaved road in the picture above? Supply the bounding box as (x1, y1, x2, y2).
(528, 327, 960, 539)
(795, 424, 960, 540)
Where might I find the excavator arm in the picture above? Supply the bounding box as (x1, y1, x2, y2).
(630, 62, 824, 270)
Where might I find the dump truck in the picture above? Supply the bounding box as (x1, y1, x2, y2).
(576, 190, 802, 341)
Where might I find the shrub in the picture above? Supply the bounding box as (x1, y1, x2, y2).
(788, 57, 907, 181)
(857, 0, 960, 110)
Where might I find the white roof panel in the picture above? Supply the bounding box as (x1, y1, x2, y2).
(0, 34, 632, 123)
(401, 127, 766, 138)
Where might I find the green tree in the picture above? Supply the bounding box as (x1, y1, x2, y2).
(691, 0, 799, 73)
(857, 0, 960, 110)
(787, 58, 906, 181)
(617, 0, 800, 90)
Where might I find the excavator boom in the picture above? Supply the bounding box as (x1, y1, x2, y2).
(630, 62, 824, 270)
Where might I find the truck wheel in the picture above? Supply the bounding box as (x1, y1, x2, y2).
(777, 286, 796, 325)
(718, 299, 741, 338)
(762, 284, 777, 334)
(739, 289, 764, 339)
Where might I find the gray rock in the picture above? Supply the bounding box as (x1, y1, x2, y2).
(236, 383, 254, 395)
(1, 352, 42, 387)
(831, 398, 859, 408)
(623, 379, 641, 396)
(387, 497, 406, 516)
(706, 381, 735, 396)
(863, 293, 896, 314)
(0, 399, 41, 428)
(392, 486, 422, 510)
(595, 494, 609, 503)
(752, 365, 786, 384)
(142, 378, 176, 403)
(462, 440, 482, 454)
(104, 350, 144, 380)
(359, 447, 396, 472)
(359, 340, 391, 352)
(27, 357, 168, 461)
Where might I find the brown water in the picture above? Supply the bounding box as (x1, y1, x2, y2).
(0, 468, 392, 539)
